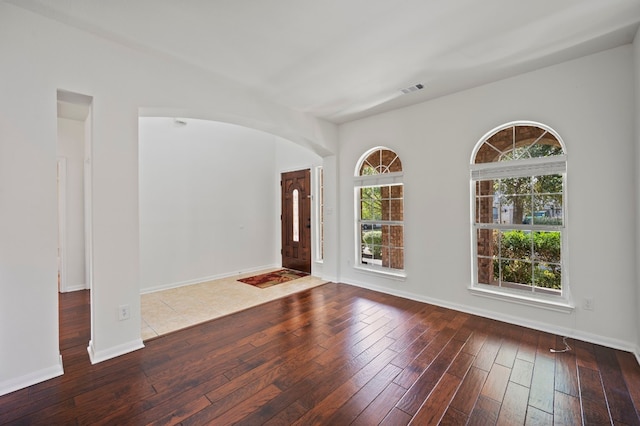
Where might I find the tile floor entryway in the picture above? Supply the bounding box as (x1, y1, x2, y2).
(141, 269, 327, 340)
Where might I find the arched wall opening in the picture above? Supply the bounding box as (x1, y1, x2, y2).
(138, 116, 325, 296)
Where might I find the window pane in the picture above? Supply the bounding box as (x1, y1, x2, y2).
(475, 180, 496, 224)
(496, 201, 513, 224)
(360, 186, 373, 201)
(533, 174, 563, 225)
(380, 198, 390, 221)
(526, 141, 563, 159)
(476, 228, 495, 285)
(390, 185, 403, 198)
(500, 229, 532, 260)
(477, 256, 494, 285)
(389, 224, 403, 247)
(292, 189, 299, 242)
(360, 187, 381, 220)
(476, 180, 493, 197)
(507, 195, 532, 224)
(497, 176, 531, 196)
(498, 177, 532, 224)
(501, 259, 532, 286)
(476, 229, 493, 258)
(533, 231, 561, 263)
(533, 262, 561, 290)
(390, 248, 404, 270)
(361, 224, 382, 265)
(360, 200, 372, 220)
(390, 199, 403, 221)
(381, 224, 390, 247)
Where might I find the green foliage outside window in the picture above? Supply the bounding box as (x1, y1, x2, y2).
(362, 230, 382, 258)
(493, 230, 561, 289)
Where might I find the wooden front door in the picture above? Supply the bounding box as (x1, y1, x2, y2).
(281, 169, 311, 273)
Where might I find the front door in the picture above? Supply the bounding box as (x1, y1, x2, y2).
(281, 169, 311, 273)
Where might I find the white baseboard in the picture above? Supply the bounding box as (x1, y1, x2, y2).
(61, 283, 88, 293)
(0, 355, 64, 397)
(87, 339, 144, 365)
(140, 264, 279, 294)
(321, 274, 339, 283)
(344, 279, 640, 358)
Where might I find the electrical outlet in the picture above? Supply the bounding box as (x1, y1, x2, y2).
(583, 297, 594, 311)
(118, 304, 131, 321)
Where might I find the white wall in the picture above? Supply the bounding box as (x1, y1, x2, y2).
(0, 3, 336, 395)
(140, 118, 282, 292)
(57, 118, 86, 292)
(338, 45, 638, 352)
(139, 119, 324, 294)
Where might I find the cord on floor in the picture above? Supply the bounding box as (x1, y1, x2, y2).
(550, 336, 572, 353)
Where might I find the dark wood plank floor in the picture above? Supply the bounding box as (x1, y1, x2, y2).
(1, 283, 639, 425)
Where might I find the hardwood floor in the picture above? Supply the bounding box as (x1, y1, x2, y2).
(2, 283, 640, 425)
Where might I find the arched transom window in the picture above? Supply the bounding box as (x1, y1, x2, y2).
(354, 147, 404, 275)
(470, 122, 569, 308)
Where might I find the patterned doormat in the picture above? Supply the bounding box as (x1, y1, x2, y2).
(238, 269, 309, 289)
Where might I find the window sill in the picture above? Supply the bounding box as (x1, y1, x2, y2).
(469, 284, 574, 313)
(354, 265, 406, 281)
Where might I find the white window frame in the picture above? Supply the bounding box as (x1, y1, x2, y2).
(469, 121, 573, 312)
(354, 148, 405, 278)
(314, 166, 324, 263)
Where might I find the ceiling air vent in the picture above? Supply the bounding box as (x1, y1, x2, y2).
(400, 83, 424, 95)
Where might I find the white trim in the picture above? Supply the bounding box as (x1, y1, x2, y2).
(354, 265, 406, 280)
(314, 165, 324, 263)
(139, 263, 279, 294)
(470, 155, 566, 180)
(322, 274, 339, 283)
(64, 284, 88, 293)
(57, 158, 67, 292)
(87, 339, 144, 365)
(84, 107, 93, 292)
(0, 355, 64, 397)
(353, 171, 404, 187)
(342, 279, 638, 356)
(468, 285, 573, 313)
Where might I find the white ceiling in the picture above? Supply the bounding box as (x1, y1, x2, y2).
(13, 0, 640, 123)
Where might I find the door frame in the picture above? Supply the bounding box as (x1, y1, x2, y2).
(57, 158, 67, 292)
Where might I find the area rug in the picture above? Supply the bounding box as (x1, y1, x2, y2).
(238, 269, 309, 289)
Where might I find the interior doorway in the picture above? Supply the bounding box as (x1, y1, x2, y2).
(281, 169, 311, 273)
(57, 90, 92, 293)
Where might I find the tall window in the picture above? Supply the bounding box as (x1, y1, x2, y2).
(471, 122, 568, 306)
(315, 166, 324, 262)
(355, 147, 404, 275)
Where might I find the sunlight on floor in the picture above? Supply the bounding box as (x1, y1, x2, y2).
(141, 269, 327, 340)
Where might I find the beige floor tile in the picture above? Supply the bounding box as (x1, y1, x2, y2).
(141, 269, 327, 339)
(147, 315, 194, 336)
